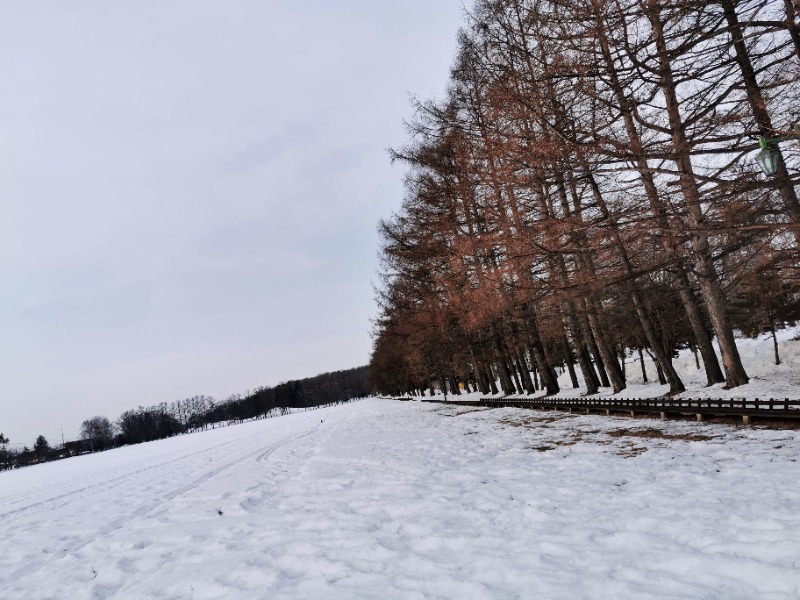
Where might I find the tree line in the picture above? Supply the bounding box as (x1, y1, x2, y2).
(369, 0, 800, 397)
(1, 366, 369, 469)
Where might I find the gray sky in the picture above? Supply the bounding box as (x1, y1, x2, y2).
(0, 1, 464, 446)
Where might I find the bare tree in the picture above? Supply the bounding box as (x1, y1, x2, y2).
(80, 416, 115, 451)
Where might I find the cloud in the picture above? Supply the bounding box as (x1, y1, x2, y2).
(0, 0, 464, 443)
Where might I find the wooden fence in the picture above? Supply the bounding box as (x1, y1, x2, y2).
(408, 396, 800, 425)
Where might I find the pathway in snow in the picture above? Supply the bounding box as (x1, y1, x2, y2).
(1, 400, 799, 599)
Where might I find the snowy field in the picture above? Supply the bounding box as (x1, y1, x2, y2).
(1, 399, 799, 599)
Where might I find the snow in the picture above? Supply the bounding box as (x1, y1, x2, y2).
(1, 398, 799, 599)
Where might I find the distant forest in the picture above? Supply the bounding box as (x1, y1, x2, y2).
(1, 366, 369, 470)
(369, 0, 800, 398)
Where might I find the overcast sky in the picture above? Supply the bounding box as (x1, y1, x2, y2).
(0, 1, 465, 446)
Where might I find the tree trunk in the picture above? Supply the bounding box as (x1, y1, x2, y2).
(578, 342, 601, 395)
(593, 4, 726, 386)
(638, 347, 649, 383)
(564, 308, 600, 394)
(508, 356, 524, 395)
(523, 307, 561, 394)
(647, 0, 749, 387)
(450, 375, 461, 396)
(721, 0, 800, 245)
(515, 348, 536, 394)
(783, 0, 800, 63)
(585, 171, 685, 393)
(770, 316, 781, 365)
(562, 335, 580, 388)
(584, 302, 626, 393)
(493, 338, 516, 395)
(486, 364, 499, 395)
(578, 310, 611, 388)
(470, 347, 489, 395)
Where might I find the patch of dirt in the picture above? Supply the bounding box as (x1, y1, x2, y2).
(432, 407, 491, 417)
(498, 416, 564, 428)
(616, 450, 647, 459)
(607, 428, 713, 442)
(499, 418, 535, 428)
(526, 438, 578, 452)
(614, 441, 649, 458)
(570, 431, 612, 444)
(449, 408, 491, 417)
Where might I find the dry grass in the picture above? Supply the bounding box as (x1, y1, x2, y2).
(443, 409, 719, 458)
(498, 416, 564, 428)
(451, 408, 492, 416)
(606, 428, 713, 442)
(615, 442, 649, 458)
(432, 407, 492, 417)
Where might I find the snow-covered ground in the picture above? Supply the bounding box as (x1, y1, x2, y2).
(1, 399, 798, 599)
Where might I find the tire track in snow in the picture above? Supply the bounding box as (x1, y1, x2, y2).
(0, 437, 244, 520)
(4, 419, 328, 585)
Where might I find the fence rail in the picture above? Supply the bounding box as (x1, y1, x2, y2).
(408, 396, 800, 424)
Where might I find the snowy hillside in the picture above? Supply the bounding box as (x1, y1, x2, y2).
(1, 399, 798, 599)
